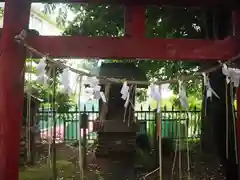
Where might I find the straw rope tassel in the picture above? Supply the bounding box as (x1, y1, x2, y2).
(157, 85, 163, 180)
(178, 110, 182, 180)
(47, 91, 52, 166)
(123, 85, 131, 123)
(27, 93, 31, 162)
(26, 56, 33, 163)
(158, 105, 162, 180)
(99, 83, 110, 124)
(15, 38, 240, 87)
(171, 116, 180, 179)
(230, 83, 238, 164)
(78, 76, 84, 180)
(142, 86, 162, 180)
(185, 112, 191, 180)
(127, 86, 132, 127)
(47, 67, 53, 167)
(127, 85, 135, 127)
(51, 67, 58, 180)
(226, 81, 229, 159)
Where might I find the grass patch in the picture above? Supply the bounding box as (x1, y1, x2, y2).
(19, 160, 75, 180)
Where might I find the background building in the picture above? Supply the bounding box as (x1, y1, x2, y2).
(29, 6, 63, 35)
(0, 4, 63, 35)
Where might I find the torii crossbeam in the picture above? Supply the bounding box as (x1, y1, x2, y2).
(0, 0, 239, 7)
(27, 36, 237, 60)
(0, 1, 240, 180)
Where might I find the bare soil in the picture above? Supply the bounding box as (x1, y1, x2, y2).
(31, 143, 226, 180)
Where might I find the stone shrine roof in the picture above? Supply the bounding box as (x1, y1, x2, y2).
(99, 62, 147, 88)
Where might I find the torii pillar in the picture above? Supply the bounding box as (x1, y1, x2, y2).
(0, 0, 30, 180)
(233, 9, 240, 179)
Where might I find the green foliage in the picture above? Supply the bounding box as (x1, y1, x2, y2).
(150, 94, 201, 110)
(169, 94, 201, 110)
(63, 5, 205, 100)
(64, 5, 124, 36)
(0, 7, 4, 19)
(43, 4, 207, 102)
(25, 59, 75, 113)
(55, 5, 68, 28)
(42, 3, 57, 15)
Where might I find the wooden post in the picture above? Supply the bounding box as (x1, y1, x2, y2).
(0, 0, 30, 180)
(124, 5, 146, 37)
(233, 9, 240, 179)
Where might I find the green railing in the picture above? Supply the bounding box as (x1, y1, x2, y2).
(38, 105, 201, 142)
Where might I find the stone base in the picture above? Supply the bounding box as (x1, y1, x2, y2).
(96, 132, 136, 156)
(103, 120, 137, 132)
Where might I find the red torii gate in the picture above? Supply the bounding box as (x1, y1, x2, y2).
(0, 0, 240, 179)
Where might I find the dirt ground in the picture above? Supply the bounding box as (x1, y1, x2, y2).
(84, 144, 226, 180)
(22, 143, 226, 180)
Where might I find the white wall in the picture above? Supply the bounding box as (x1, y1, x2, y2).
(29, 7, 63, 35)
(0, 3, 62, 36)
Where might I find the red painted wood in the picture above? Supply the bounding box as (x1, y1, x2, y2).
(0, 0, 237, 8)
(0, 1, 30, 180)
(27, 36, 236, 60)
(233, 10, 240, 39)
(124, 5, 145, 37)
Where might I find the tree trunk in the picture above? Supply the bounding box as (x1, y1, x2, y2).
(208, 69, 238, 179)
(202, 9, 238, 179)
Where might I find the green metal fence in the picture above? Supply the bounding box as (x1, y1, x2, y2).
(38, 105, 201, 142)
